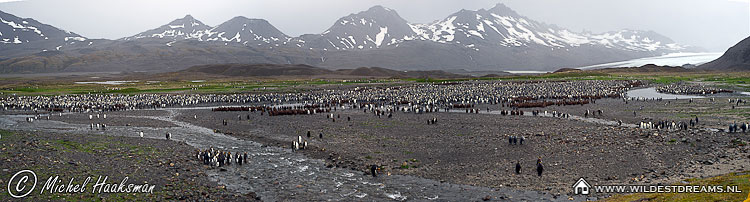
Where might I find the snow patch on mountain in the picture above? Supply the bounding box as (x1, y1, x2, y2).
(374, 26, 387, 47)
(64, 36, 86, 42)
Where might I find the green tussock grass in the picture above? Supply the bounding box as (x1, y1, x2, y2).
(0, 129, 196, 201)
(0, 79, 396, 95)
(604, 171, 750, 202)
(0, 72, 747, 96)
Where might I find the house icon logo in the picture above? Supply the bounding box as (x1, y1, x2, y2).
(573, 178, 591, 195)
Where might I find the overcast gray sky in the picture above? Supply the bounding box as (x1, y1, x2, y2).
(0, 0, 747, 51)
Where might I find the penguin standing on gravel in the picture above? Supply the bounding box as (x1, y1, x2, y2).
(536, 158, 544, 177)
(203, 150, 210, 165)
(238, 153, 243, 165)
(237, 153, 243, 165)
(166, 132, 171, 140)
(515, 161, 521, 174)
(218, 152, 225, 167)
(227, 151, 232, 165)
(370, 165, 378, 177)
(139, 131, 144, 138)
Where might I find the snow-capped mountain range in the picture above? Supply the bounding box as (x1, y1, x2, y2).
(116, 4, 689, 54)
(297, 4, 686, 53)
(121, 15, 292, 47)
(0, 4, 704, 73)
(407, 5, 684, 52)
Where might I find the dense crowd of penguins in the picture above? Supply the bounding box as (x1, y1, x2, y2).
(656, 83, 733, 95)
(196, 147, 249, 167)
(2, 80, 639, 113)
(628, 97, 749, 133)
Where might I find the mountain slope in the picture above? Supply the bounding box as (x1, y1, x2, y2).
(296, 4, 691, 54)
(409, 4, 687, 53)
(296, 4, 695, 71)
(699, 36, 750, 70)
(178, 63, 462, 78)
(0, 10, 88, 58)
(0, 10, 85, 44)
(298, 5, 419, 50)
(0, 39, 324, 74)
(182, 63, 333, 76)
(206, 16, 291, 46)
(121, 15, 293, 47)
(121, 15, 212, 41)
